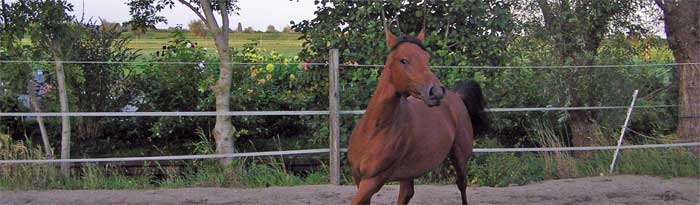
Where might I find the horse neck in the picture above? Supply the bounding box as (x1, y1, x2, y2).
(364, 69, 403, 131)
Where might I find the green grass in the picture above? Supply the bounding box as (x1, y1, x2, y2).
(1, 133, 697, 190)
(126, 31, 303, 57)
(18, 31, 304, 57)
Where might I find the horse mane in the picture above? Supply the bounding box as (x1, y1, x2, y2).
(390, 36, 426, 51)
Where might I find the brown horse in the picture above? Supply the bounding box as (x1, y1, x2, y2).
(347, 26, 488, 205)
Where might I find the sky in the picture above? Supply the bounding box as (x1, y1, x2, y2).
(65, 0, 318, 31)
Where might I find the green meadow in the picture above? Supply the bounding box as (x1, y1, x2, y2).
(126, 31, 303, 57)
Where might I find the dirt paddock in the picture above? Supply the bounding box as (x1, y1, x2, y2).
(1, 175, 698, 204)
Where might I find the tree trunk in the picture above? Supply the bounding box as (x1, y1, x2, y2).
(27, 76, 53, 159)
(569, 110, 604, 147)
(656, 0, 700, 154)
(536, 0, 609, 158)
(52, 44, 72, 177)
(30, 97, 52, 159)
(198, 0, 236, 166)
(212, 32, 236, 166)
(567, 62, 605, 158)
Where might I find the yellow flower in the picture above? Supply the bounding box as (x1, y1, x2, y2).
(247, 89, 254, 94)
(266, 64, 274, 72)
(266, 74, 272, 81)
(290, 74, 296, 80)
(250, 68, 257, 78)
(257, 79, 266, 85)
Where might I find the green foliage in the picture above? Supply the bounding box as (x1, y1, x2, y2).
(238, 159, 327, 187)
(293, 0, 516, 66)
(25, 0, 77, 58)
(127, 0, 239, 32)
(0, 0, 692, 191)
(69, 20, 141, 144)
(0, 0, 31, 52)
(188, 20, 208, 38)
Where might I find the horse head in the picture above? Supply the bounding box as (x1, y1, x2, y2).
(383, 25, 445, 107)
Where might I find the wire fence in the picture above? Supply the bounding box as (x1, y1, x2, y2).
(0, 105, 679, 117)
(1, 142, 698, 165)
(1, 58, 696, 182)
(0, 60, 328, 66)
(0, 60, 697, 69)
(340, 62, 698, 69)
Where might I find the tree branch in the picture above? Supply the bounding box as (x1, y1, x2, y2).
(177, 0, 207, 24)
(199, 0, 221, 33)
(653, 0, 666, 13)
(219, 0, 229, 35)
(536, 0, 555, 31)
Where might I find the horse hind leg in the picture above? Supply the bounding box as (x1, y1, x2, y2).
(397, 180, 415, 205)
(351, 176, 387, 205)
(450, 150, 470, 205)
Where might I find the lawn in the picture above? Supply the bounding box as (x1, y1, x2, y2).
(126, 31, 304, 57)
(19, 31, 304, 57)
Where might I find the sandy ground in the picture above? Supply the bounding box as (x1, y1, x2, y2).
(1, 175, 698, 205)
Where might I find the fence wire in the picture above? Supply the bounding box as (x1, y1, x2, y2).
(0, 105, 677, 117)
(1, 142, 698, 165)
(0, 60, 697, 68)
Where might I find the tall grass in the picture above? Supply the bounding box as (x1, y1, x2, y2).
(0, 130, 328, 190)
(530, 121, 579, 178)
(1, 129, 697, 190)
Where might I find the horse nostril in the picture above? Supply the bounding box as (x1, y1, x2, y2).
(428, 85, 445, 98)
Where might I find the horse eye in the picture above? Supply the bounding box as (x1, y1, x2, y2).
(400, 59, 409, 65)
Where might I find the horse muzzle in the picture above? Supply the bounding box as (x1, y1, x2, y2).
(422, 84, 445, 107)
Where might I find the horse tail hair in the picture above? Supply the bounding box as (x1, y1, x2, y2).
(453, 80, 489, 137)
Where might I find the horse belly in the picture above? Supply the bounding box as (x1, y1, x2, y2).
(389, 133, 454, 181)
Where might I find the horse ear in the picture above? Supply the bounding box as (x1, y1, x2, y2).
(385, 27, 398, 48)
(416, 28, 425, 43)
(417, 18, 426, 43)
(381, 9, 397, 48)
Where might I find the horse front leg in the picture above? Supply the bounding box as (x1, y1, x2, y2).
(397, 179, 415, 205)
(450, 145, 471, 205)
(351, 176, 387, 205)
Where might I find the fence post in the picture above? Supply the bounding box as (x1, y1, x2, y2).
(609, 89, 639, 175)
(328, 49, 341, 185)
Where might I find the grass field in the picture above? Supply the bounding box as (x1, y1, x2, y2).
(125, 31, 304, 57)
(19, 31, 304, 57)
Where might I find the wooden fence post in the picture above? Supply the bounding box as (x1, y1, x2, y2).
(328, 49, 341, 185)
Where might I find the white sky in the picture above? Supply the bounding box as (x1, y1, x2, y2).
(66, 0, 318, 30)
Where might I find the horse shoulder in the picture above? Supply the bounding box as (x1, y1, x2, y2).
(349, 117, 407, 178)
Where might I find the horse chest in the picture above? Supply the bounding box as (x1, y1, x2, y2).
(350, 112, 455, 180)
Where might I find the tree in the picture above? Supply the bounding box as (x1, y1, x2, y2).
(129, 0, 239, 166)
(24, 0, 77, 176)
(236, 22, 242, 32)
(243, 26, 254, 33)
(188, 19, 208, 38)
(99, 17, 120, 34)
(266, 24, 277, 33)
(71, 21, 140, 142)
(530, 0, 640, 155)
(282, 26, 293, 33)
(0, 0, 30, 56)
(130, 24, 147, 38)
(293, 0, 515, 66)
(654, 0, 699, 154)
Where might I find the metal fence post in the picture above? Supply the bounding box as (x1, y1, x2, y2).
(328, 49, 341, 185)
(609, 89, 639, 175)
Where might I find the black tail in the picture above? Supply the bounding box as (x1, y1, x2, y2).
(453, 80, 489, 137)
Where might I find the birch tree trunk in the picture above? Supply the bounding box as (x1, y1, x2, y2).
(52, 43, 72, 177)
